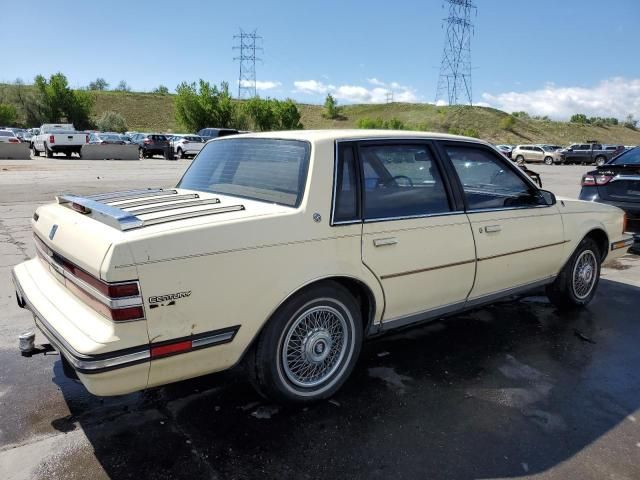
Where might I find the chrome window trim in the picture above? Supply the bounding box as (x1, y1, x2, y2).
(610, 175, 640, 183)
(363, 210, 467, 224)
(466, 204, 552, 214)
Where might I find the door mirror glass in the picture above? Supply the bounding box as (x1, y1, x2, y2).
(539, 189, 556, 206)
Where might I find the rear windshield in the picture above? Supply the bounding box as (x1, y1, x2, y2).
(0, 131, 12, 137)
(611, 147, 640, 165)
(177, 138, 310, 207)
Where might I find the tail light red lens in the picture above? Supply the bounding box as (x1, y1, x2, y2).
(49, 135, 55, 144)
(143, 139, 151, 145)
(582, 174, 613, 186)
(9, 138, 19, 143)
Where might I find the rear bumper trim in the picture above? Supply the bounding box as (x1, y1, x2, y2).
(12, 267, 240, 375)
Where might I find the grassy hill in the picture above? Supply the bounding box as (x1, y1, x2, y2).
(2, 84, 639, 145)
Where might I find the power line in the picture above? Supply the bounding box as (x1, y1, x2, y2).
(435, 0, 476, 106)
(233, 29, 263, 99)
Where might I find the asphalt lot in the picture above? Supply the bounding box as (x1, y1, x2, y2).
(1, 159, 639, 479)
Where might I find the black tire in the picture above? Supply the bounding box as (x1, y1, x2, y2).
(595, 156, 606, 167)
(544, 156, 553, 165)
(248, 281, 363, 404)
(45, 144, 53, 158)
(516, 155, 525, 165)
(65, 151, 72, 158)
(31, 144, 38, 157)
(176, 148, 183, 159)
(138, 148, 145, 159)
(546, 237, 601, 310)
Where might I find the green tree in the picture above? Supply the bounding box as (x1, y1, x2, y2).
(95, 111, 128, 133)
(153, 85, 169, 95)
(244, 97, 277, 131)
(88, 78, 109, 91)
(174, 80, 239, 131)
(384, 118, 405, 130)
(623, 114, 638, 129)
(500, 115, 516, 131)
(33, 73, 94, 129)
(323, 94, 339, 119)
(274, 99, 303, 130)
(570, 113, 588, 124)
(114, 80, 131, 92)
(0, 104, 17, 125)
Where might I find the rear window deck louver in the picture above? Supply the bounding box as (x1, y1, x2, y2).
(56, 193, 242, 231)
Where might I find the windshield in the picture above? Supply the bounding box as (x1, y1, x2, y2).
(177, 138, 310, 207)
(611, 147, 640, 165)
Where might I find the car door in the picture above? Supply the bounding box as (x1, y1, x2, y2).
(531, 146, 544, 163)
(345, 140, 476, 325)
(440, 141, 565, 302)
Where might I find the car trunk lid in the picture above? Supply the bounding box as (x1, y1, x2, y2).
(595, 165, 640, 203)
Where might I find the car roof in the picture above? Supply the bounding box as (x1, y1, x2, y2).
(227, 129, 493, 146)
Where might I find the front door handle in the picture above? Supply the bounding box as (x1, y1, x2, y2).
(484, 225, 502, 233)
(373, 237, 398, 247)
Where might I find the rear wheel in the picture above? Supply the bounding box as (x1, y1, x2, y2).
(138, 148, 145, 159)
(595, 156, 607, 166)
(546, 237, 601, 309)
(45, 144, 53, 158)
(30, 144, 38, 157)
(544, 156, 554, 165)
(176, 148, 183, 159)
(516, 155, 525, 165)
(249, 282, 363, 403)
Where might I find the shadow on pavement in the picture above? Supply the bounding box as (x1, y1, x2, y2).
(49, 279, 640, 479)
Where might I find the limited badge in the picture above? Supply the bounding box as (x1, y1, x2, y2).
(49, 224, 58, 240)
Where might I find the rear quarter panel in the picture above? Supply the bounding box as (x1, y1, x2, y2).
(118, 138, 383, 387)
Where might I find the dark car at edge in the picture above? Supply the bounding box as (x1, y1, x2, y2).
(579, 147, 640, 240)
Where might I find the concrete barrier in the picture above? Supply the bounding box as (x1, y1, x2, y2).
(82, 144, 139, 160)
(0, 143, 30, 159)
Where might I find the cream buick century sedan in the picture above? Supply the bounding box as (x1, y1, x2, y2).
(12, 130, 633, 403)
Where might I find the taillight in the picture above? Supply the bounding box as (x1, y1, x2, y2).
(34, 234, 144, 321)
(49, 135, 55, 144)
(582, 174, 613, 186)
(9, 138, 19, 143)
(85, 135, 89, 144)
(623, 213, 628, 233)
(143, 139, 151, 144)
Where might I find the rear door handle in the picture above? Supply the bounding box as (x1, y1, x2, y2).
(484, 225, 502, 233)
(373, 237, 398, 247)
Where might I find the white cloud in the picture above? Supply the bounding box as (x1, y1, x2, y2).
(294, 78, 418, 104)
(481, 77, 640, 120)
(239, 80, 282, 90)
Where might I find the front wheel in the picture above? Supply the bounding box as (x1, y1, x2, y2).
(176, 148, 183, 159)
(546, 237, 601, 309)
(595, 156, 607, 166)
(544, 156, 554, 165)
(249, 282, 363, 403)
(30, 144, 38, 157)
(516, 155, 525, 165)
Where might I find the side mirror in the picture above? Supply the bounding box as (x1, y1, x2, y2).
(539, 189, 556, 206)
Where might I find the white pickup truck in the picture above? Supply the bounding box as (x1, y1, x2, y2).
(31, 124, 88, 158)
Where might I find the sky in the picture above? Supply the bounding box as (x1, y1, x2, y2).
(1, 0, 639, 120)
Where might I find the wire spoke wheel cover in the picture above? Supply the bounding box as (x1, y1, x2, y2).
(572, 250, 597, 299)
(280, 303, 351, 389)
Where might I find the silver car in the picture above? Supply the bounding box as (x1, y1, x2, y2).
(0, 129, 21, 144)
(171, 135, 206, 159)
(512, 144, 561, 165)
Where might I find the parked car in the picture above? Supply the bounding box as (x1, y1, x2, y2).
(495, 144, 512, 159)
(89, 133, 127, 145)
(512, 144, 561, 165)
(16, 131, 33, 143)
(0, 129, 21, 143)
(132, 133, 169, 158)
(31, 124, 88, 158)
(12, 131, 632, 403)
(557, 143, 616, 166)
(197, 127, 239, 141)
(579, 146, 640, 233)
(171, 135, 206, 159)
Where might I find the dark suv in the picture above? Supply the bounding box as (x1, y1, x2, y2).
(132, 134, 170, 158)
(579, 146, 640, 235)
(197, 128, 239, 142)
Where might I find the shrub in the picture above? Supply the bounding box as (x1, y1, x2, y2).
(114, 80, 131, 92)
(0, 103, 17, 125)
(462, 128, 479, 138)
(623, 114, 638, 130)
(570, 113, 588, 124)
(356, 117, 405, 130)
(96, 111, 128, 133)
(153, 85, 169, 95)
(323, 94, 339, 119)
(511, 111, 530, 119)
(88, 78, 109, 91)
(500, 115, 516, 131)
(175, 80, 239, 131)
